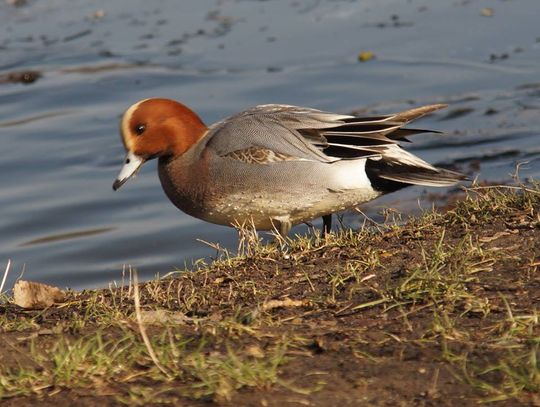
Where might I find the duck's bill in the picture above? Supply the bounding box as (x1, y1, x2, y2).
(112, 152, 145, 191)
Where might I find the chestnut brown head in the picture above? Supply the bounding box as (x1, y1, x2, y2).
(113, 98, 207, 190)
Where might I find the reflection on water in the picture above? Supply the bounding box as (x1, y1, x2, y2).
(21, 227, 115, 247)
(0, 0, 539, 290)
(0, 110, 71, 127)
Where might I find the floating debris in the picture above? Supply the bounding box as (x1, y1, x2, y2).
(374, 14, 414, 28)
(0, 70, 41, 85)
(489, 52, 509, 63)
(90, 9, 105, 20)
(5, 0, 27, 7)
(63, 29, 92, 42)
(480, 8, 494, 17)
(358, 51, 375, 62)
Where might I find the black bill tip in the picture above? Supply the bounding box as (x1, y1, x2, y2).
(112, 178, 126, 191)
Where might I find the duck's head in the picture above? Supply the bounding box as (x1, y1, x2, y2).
(112, 98, 207, 191)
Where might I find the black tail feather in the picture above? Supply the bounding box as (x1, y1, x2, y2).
(366, 160, 467, 193)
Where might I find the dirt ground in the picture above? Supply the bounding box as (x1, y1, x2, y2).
(0, 186, 539, 406)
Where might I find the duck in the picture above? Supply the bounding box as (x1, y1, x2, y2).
(113, 99, 466, 236)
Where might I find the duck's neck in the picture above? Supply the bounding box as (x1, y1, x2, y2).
(168, 104, 208, 157)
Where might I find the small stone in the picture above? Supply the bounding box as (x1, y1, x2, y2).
(138, 309, 189, 325)
(245, 345, 265, 358)
(13, 280, 65, 309)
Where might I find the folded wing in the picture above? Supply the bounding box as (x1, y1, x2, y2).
(206, 103, 467, 188)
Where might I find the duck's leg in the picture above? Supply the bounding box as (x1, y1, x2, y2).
(271, 215, 292, 251)
(274, 216, 292, 238)
(322, 214, 332, 236)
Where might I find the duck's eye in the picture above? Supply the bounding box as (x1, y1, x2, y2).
(134, 123, 146, 135)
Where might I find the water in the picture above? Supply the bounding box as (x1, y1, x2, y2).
(1, 0, 539, 290)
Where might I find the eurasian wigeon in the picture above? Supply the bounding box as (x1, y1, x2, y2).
(113, 99, 466, 236)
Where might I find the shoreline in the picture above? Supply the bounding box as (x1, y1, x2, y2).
(1, 184, 539, 406)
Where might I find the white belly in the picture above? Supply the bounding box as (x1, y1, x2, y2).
(193, 157, 379, 230)
(202, 187, 379, 230)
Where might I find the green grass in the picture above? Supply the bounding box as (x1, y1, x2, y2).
(0, 182, 538, 405)
(390, 230, 494, 309)
(443, 306, 539, 403)
(0, 327, 291, 402)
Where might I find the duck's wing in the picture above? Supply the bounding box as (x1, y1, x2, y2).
(205, 103, 466, 187)
(205, 104, 350, 163)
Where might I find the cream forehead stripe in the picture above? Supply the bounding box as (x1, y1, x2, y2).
(121, 99, 149, 151)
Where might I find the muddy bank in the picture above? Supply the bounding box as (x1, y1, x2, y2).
(0, 185, 538, 406)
